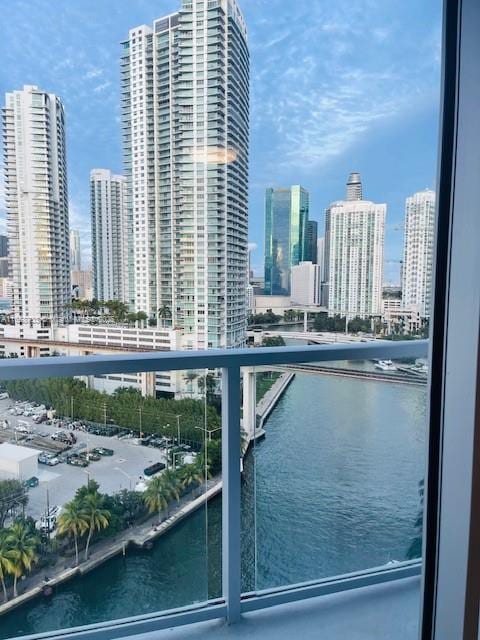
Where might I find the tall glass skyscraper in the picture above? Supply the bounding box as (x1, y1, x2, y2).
(70, 230, 81, 272)
(264, 186, 309, 295)
(305, 220, 318, 264)
(121, 0, 249, 349)
(2, 85, 70, 326)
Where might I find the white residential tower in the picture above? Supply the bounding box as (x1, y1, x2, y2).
(324, 173, 385, 317)
(90, 169, 127, 302)
(121, 0, 249, 348)
(402, 189, 436, 317)
(2, 85, 70, 325)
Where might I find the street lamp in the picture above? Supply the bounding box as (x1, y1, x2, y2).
(81, 468, 91, 488)
(175, 414, 182, 445)
(194, 425, 221, 441)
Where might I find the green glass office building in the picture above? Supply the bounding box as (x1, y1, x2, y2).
(264, 186, 309, 295)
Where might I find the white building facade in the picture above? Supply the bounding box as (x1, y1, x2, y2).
(71, 270, 93, 300)
(290, 261, 322, 306)
(90, 169, 127, 302)
(0, 323, 179, 396)
(121, 0, 249, 349)
(2, 85, 70, 326)
(324, 173, 385, 317)
(402, 189, 436, 318)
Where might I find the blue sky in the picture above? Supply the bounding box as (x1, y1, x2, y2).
(0, 0, 441, 283)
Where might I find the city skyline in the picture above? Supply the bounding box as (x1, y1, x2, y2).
(0, 0, 441, 283)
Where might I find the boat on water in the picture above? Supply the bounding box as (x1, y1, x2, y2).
(375, 359, 397, 371)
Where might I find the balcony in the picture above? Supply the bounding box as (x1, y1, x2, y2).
(0, 339, 428, 639)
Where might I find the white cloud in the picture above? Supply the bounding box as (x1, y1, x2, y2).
(84, 67, 103, 80)
(250, 3, 441, 177)
(93, 81, 112, 93)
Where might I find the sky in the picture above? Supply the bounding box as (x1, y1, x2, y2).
(0, 0, 442, 283)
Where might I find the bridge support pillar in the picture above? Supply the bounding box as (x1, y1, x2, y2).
(304, 311, 308, 332)
(242, 367, 257, 441)
(141, 371, 156, 397)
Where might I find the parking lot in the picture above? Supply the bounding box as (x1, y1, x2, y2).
(0, 398, 170, 522)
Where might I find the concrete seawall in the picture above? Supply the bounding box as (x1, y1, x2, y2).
(256, 372, 295, 432)
(0, 479, 222, 617)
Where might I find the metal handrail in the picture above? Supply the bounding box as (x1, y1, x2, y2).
(0, 339, 428, 380)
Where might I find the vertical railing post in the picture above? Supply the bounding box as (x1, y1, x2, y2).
(222, 366, 241, 623)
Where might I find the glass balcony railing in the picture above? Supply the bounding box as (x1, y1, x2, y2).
(0, 339, 427, 639)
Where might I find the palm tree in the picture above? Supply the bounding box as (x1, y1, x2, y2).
(57, 500, 88, 566)
(0, 531, 15, 602)
(179, 463, 204, 491)
(183, 371, 198, 396)
(136, 311, 148, 328)
(198, 373, 217, 398)
(143, 476, 169, 521)
(82, 493, 110, 561)
(5, 522, 39, 598)
(157, 304, 172, 327)
(161, 470, 182, 502)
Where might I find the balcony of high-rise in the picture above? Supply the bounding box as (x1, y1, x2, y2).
(1, 0, 480, 640)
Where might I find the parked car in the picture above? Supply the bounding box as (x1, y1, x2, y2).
(24, 476, 39, 488)
(51, 430, 66, 441)
(80, 451, 101, 462)
(46, 457, 60, 466)
(144, 462, 166, 477)
(67, 456, 89, 468)
(93, 447, 114, 457)
(0, 392, 10, 400)
(16, 421, 33, 434)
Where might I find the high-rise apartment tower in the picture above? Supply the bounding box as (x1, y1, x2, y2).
(324, 173, 385, 317)
(90, 169, 127, 302)
(402, 189, 436, 317)
(121, 0, 249, 348)
(2, 85, 70, 325)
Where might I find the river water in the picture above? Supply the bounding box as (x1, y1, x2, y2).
(0, 368, 426, 638)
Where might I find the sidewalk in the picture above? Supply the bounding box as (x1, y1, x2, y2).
(256, 372, 295, 430)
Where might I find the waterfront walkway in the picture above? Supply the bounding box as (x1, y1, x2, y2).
(0, 478, 221, 616)
(256, 372, 295, 431)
